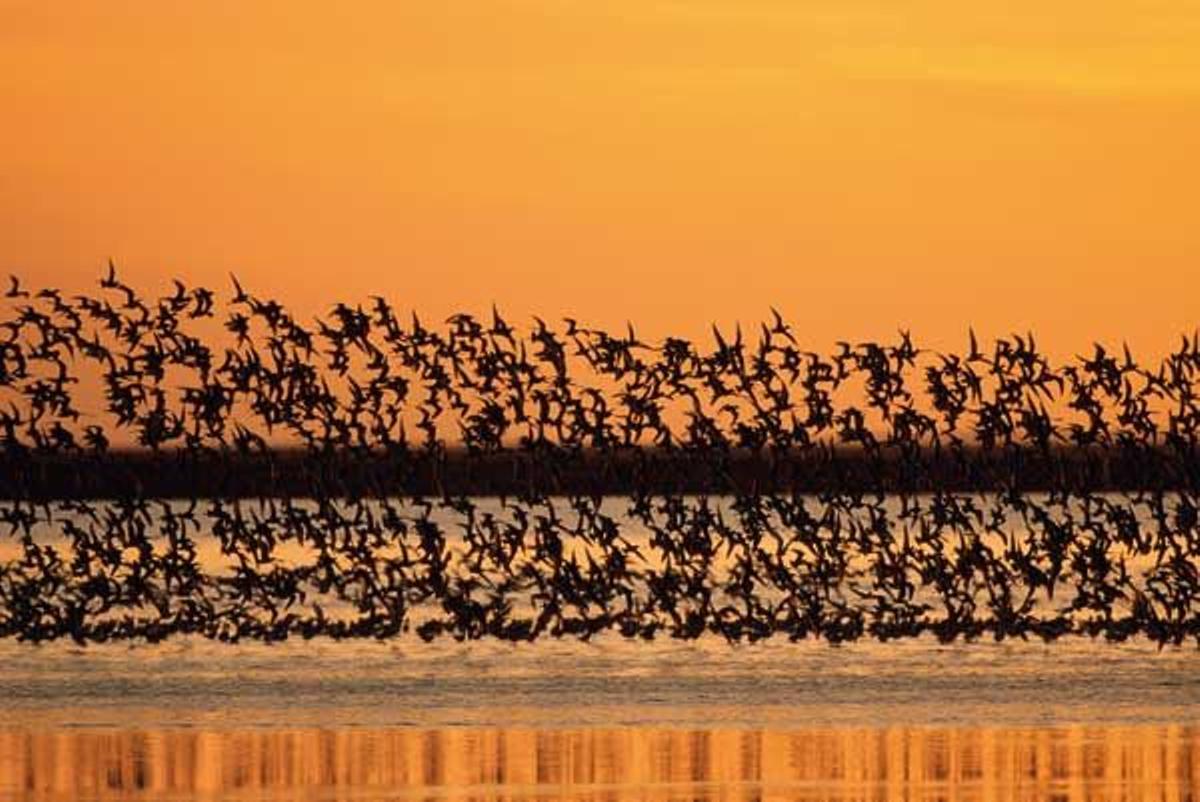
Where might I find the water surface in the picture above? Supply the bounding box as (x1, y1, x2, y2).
(1, 636, 1198, 801)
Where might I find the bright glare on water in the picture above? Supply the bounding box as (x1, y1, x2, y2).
(2, 497, 1199, 800)
(1, 636, 1198, 801)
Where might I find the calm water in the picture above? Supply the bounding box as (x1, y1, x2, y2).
(4, 723, 1200, 802)
(1, 637, 1198, 801)
(2, 497, 1199, 800)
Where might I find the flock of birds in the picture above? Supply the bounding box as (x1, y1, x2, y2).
(1, 266, 1199, 646)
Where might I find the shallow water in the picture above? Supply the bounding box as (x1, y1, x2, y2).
(3, 496, 1199, 800)
(1, 636, 1199, 801)
(4, 723, 1199, 802)
(1, 637, 1198, 731)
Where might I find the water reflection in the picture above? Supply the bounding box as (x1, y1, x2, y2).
(2, 725, 1197, 801)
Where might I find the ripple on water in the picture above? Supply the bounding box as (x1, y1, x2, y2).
(0, 635, 1197, 730)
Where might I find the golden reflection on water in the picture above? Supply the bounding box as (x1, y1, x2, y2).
(1, 725, 1197, 801)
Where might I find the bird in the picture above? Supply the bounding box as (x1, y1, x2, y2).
(0, 268, 1195, 647)
(6, 275, 29, 299)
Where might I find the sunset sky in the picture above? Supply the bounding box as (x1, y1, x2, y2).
(2, 1, 1198, 353)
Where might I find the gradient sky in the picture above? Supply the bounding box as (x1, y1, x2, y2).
(2, 1, 1198, 354)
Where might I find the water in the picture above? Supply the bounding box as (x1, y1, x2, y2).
(4, 724, 1199, 801)
(2, 637, 1198, 730)
(1, 636, 1198, 800)
(2, 497, 1199, 800)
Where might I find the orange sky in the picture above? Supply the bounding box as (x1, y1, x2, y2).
(2, 1, 1198, 354)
